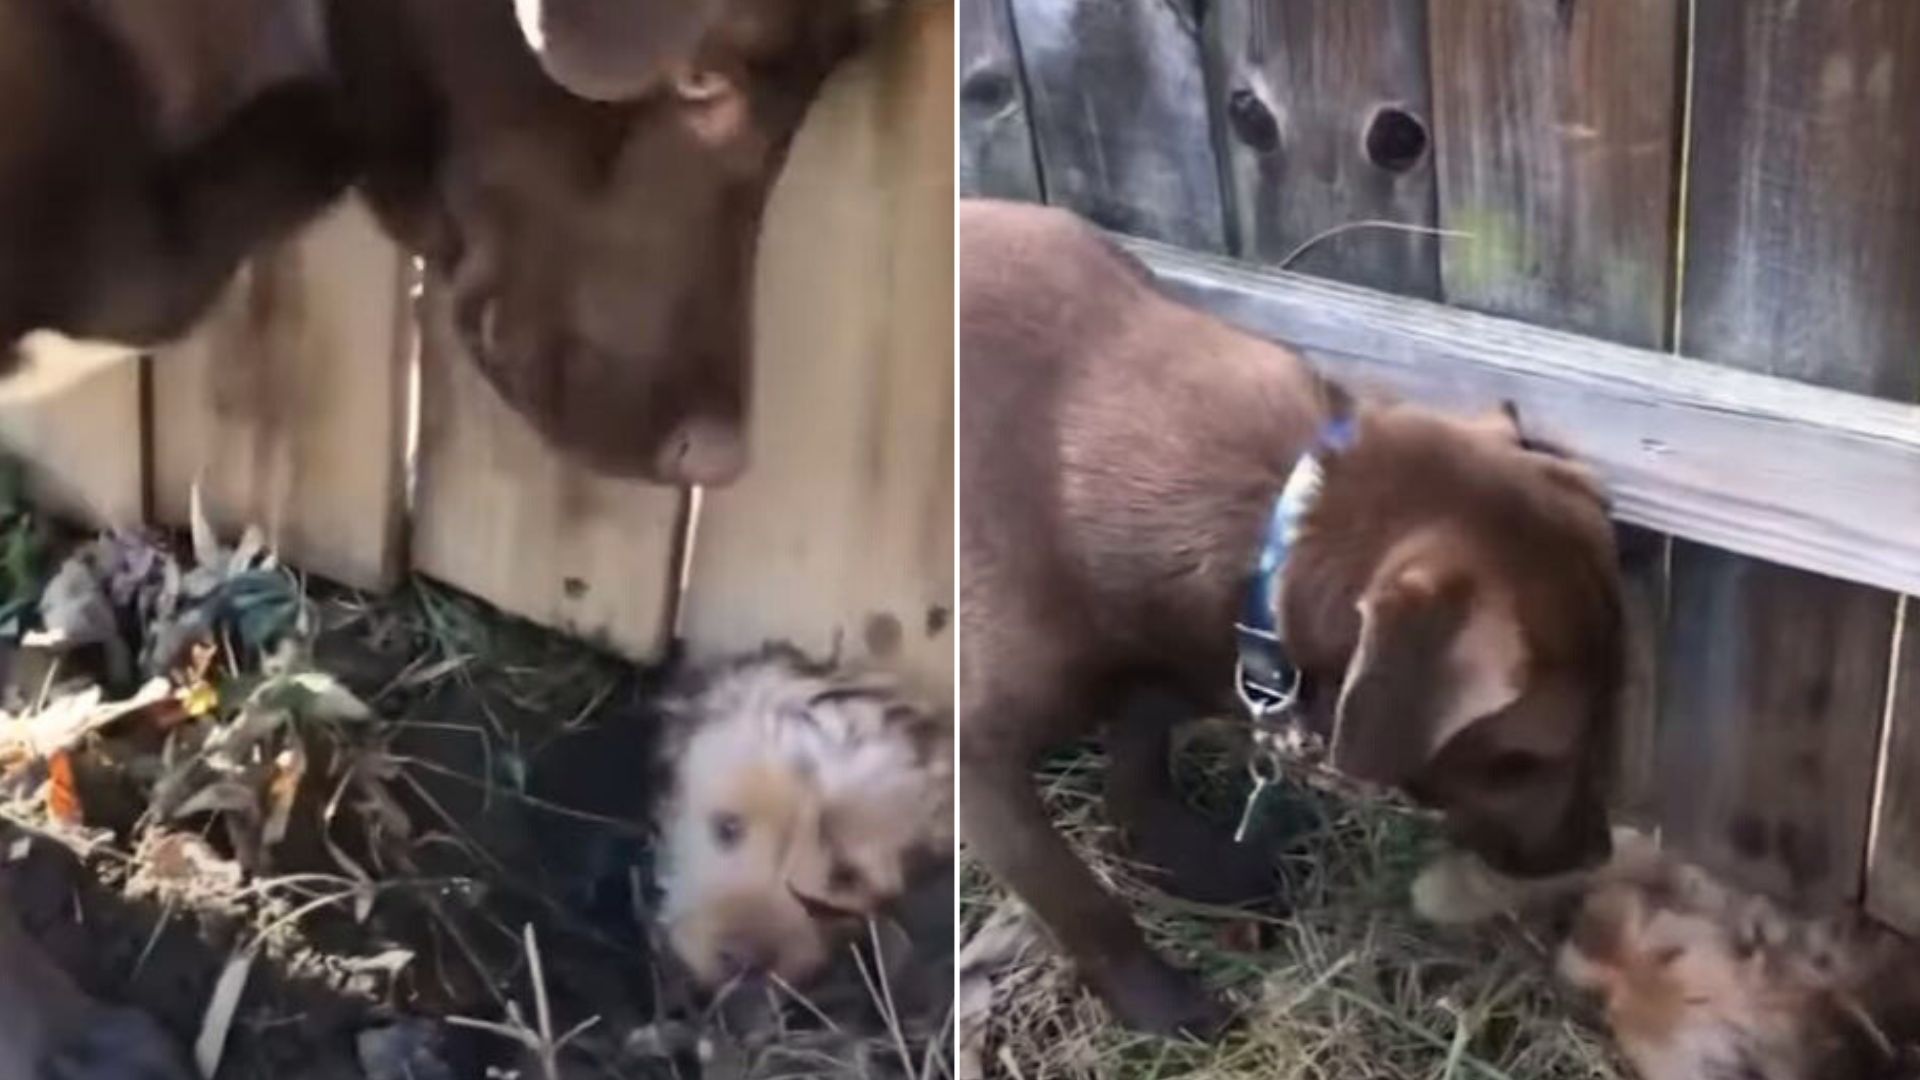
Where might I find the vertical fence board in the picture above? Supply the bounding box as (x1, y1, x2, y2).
(411, 289, 683, 662)
(1427, 0, 1683, 823)
(1662, 0, 1920, 908)
(1007, 0, 1226, 251)
(1428, 0, 1680, 345)
(1870, 619, 1920, 932)
(1209, 0, 1438, 295)
(959, 0, 1041, 200)
(0, 356, 142, 528)
(150, 198, 411, 591)
(683, 0, 954, 698)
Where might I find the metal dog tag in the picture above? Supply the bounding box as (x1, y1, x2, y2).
(1233, 745, 1285, 844)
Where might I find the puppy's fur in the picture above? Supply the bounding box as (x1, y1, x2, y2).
(653, 647, 950, 989)
(1561, 849, 1920, 1080)
(959, 198, 1624, 1035)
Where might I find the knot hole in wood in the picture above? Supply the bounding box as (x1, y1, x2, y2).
(1364, 104, 1428, 173)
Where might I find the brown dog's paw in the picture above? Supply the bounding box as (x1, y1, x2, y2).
(1090, 952, 1234, 1040)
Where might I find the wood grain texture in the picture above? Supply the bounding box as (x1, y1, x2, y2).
(1665, 0, 1920, 908)
(150, 198, 411, 591)
(1124, 236, 1920, 603)
(1661, 546, 1890, 906)
(1870, 612, 1920, 933)
(1426, 0, 1683, 822)
(411, 287, 684, 661)
(1208, 0, 1438, 294)
(1428, 0, 1681, 344)
(0, 357, 142, 528)
(959, 0, 1041, 200)
(1007, 0, 1226, 250)
(683, 0, 954, 699)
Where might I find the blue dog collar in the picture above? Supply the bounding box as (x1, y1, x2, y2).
(1234, 417, 1355, 720)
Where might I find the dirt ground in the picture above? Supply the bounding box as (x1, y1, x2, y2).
(0, 481, 951, 1079)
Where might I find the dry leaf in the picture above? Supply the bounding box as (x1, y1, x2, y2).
(262, 739, 307, 849)
(195, 947, 255, 1077)
(45, 749, 81, 825)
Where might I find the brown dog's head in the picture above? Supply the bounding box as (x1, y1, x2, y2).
(1287, 403, 1623, 878)
(329, 0, 865, 484)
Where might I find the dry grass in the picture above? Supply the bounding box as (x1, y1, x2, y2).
(960, 728, 1631, 1080)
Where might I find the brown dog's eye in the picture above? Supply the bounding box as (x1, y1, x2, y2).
(673, 68, 733, 102)
(712, 812, 745, 849)
(1484, 751, 1547, 785)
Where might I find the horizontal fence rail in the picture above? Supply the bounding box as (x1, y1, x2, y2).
(1127, 235, 1920, 599)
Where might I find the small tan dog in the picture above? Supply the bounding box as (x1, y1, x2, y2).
(653, 647, 951, 989)
(1559, 864, 1920, 1076)
(1415, 832, 1920, 1079)
(1559, 864, 1920, 1080)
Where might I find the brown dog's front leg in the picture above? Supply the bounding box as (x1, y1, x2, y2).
(1105, 689, 1278, 907)
(963, 735, 1231, 1038)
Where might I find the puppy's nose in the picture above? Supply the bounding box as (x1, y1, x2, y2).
(716, 939, 771, 979)
(656, 416, 746, 486)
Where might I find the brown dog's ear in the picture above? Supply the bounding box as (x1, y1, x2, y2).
(83, 0, 328, 148)
(1330, 567, 1529, 785)
(512, 0, 722, 102)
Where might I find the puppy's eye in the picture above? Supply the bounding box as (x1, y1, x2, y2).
(827, 862, 862, 894)
(712, 812, 745, 849)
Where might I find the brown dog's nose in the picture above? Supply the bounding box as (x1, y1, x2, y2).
(657, 416, 746, 486)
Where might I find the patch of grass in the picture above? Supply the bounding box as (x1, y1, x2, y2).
(961, 730, 1629, 1080)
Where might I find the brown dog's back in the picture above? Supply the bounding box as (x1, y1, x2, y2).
(961, 200, 1326, 714)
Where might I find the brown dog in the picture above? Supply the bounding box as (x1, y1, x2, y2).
(0, 0, 348, 365)
(325, 0, 869, 484)
(959, 198, 1625, 1036)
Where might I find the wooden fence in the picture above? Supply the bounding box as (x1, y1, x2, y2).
(0, 0, 954, 700)
(961, 0, 1920, 931)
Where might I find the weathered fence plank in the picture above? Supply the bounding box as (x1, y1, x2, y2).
(683, 0, 954, 698)
(1663, 0, 1920, 908)
(1871, 623, 1920, 933)
(1208, 0, 1437, 294)
(0, 354, 143, 528)
(1125, 237, 1920, 603)
(1428, 0, 1680, 345)
(959, 0, 1040, 200)
(150, 198, 412, 592)
(1426, 0, 1683, 822)
(411, 288, 684, 662)
(1006, 0, 1226, 251)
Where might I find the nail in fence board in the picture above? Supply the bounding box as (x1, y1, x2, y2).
(1208, 0, 1438, 295)
(1662, 0, 1920, 908)
(1006, 0, 1226, 251)
(1426, 0, 1682, 823)
(412, 288, 683, 663)
(150, 198, 411, 592)
(959, 0, 1041, 200)
(684, 0, 955, 700)
(0, 359, 142, 529)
